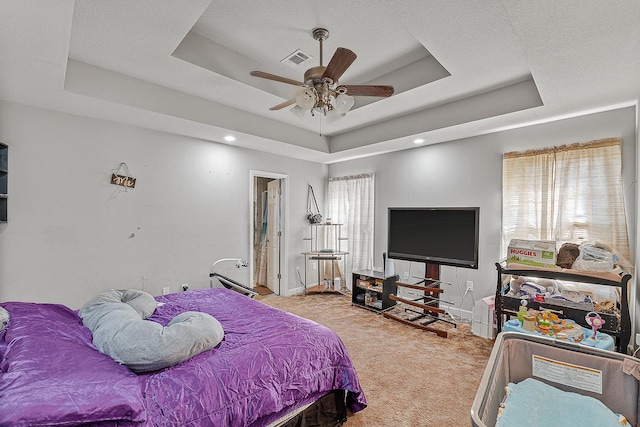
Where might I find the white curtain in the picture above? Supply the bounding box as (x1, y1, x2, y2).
(327, 174, 375, 289)
(502, 138, 630, 262)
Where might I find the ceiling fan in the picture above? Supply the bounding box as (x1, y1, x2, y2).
(250, 28, 394, 118)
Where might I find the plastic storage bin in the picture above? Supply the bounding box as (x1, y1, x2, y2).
(471, 332, 640, 427)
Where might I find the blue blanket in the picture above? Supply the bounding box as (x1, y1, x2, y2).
(497, 378, 630, 427)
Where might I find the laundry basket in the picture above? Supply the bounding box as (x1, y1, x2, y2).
(471, 332, 640, 427)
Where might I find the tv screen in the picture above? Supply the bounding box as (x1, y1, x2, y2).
(387, 207, 479, 269)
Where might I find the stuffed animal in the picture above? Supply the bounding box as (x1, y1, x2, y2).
(556, 242, 580, 269)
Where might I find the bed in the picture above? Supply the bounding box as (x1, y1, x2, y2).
(0, 288, 367, 426)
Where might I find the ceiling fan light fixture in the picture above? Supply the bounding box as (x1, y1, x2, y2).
(295, 88, 317, 110)
(332, 93, 355, 114)
(250, 27, 393, 124)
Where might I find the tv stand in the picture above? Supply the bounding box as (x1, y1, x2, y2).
(382, 263, 456, 338)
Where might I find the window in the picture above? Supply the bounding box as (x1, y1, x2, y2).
(502, 138, 630, 262)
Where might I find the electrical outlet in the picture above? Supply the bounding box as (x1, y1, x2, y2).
(162, 286, 170, 295)
(403, 272, 409, 280)
(466, 280, 474, 292)
(181, 284, 189, 291)
(312, 262, 317, 270)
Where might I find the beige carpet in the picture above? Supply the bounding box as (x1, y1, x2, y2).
(261, 293, 495, 427)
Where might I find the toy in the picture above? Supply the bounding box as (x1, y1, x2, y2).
(585, 311, 605, 340)
(517, 300, 528, 325)
(535, 310, 557, 333)
(522, 315, 536, 332)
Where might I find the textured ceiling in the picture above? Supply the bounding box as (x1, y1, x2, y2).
(1, 0, 639, 163)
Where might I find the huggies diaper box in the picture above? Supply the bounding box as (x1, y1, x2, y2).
(506, 239, 557, 268)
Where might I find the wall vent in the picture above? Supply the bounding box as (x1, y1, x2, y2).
(281, 49, 313, 67)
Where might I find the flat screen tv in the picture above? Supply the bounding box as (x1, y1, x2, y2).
(387, 207, 479, 269)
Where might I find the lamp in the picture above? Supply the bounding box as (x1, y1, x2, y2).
(291, 83, 355, 119)
(332, 92, 355, 114)
(295, 88, 318, 110)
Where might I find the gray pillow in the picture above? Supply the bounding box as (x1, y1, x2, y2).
(0, 306, 9, 331)
(79, 289, 224, 373)
(121, 289, 156, 319)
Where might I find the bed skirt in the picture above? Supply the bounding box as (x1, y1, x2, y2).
(271, 390, 347, 427)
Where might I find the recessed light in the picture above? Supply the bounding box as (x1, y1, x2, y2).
(413, 138, 425, 144)
(223, 135, 236, 142)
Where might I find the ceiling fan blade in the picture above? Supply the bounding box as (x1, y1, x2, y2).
(269, 98, 297, 111)
(322, 47, 357, 83)
(340, 85, 394, 97)
(250, 71, 304, 87)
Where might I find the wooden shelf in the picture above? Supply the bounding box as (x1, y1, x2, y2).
(389, 293, 445, 315)
(355, 283, 383, 292)
(395, 281, 444, 294)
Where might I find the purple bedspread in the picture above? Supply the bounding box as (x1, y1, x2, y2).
(0, 302, 145, 426)
(0, 288, 366, 426)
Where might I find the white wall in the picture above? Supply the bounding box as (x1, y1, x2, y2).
(1, 100, 636, 321)
(0, 101, 327, 308)
(329, 107, 637, 317)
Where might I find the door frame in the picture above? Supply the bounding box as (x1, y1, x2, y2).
(249, 170, 288, 296)
(265, 179, 280, 294)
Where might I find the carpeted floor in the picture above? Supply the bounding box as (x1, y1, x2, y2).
(261, 292, 495, 427)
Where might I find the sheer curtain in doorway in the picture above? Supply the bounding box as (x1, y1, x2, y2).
(327, 174, 375, 289)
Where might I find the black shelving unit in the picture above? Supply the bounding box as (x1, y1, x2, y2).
(351, 269, 397, 312)
(0, 143, 7, 222)
(495, 262, 632, 353)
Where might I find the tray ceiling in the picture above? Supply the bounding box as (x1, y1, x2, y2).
(1, 1, 639, 163)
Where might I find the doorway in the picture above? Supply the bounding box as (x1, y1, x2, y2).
(250, 171, 288, 296)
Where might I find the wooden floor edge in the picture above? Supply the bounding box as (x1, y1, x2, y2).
(383, 312, 448, 338)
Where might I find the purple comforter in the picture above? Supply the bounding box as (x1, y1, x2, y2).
(0, 288, 366, 426)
